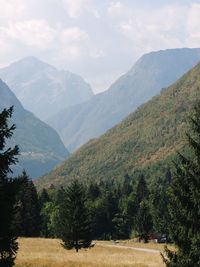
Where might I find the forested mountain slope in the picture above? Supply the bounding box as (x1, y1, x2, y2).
(48, 48, 200, 151)
(36, 61, 200, 188)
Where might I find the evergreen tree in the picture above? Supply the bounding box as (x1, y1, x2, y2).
(135, 174, 149, 205)
(134, 175, 152, 242)
(135, 200, 153, 243)
(164, 103, 200, 266)
(15, 171, 41, 237)
(39, 188, 50, 209)
(121, 174, 133, 196)
(39, 188, 52, 237)
(87, 183, 100, 201)
(58, 180, 92, 252)
(0, 107, 19, 267)
(40, 201, 58, 238)
(151, 175, 170, 241)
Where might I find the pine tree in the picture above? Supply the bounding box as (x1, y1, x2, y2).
(39, 188, 51, 237)
(0, 107, 19, 267)
(135, 200, 153, 243)
(58, 180, 92, 252)
(135, 174, 149, 205)
(163, 103, 200, 266)
(39, 188, 50, 209)
(15, 171, 41, 237)
(134, 175, 152, 242)
(121, 174, 133, 196)
(151, 174, 171, 241)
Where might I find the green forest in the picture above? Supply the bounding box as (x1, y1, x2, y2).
(1, 101, 200, 266)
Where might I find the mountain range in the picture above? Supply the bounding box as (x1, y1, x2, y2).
(0, 57, 93, 121)
(47, 48, 200, 151)
(36, 60, 200, 189)
(0, 79, 69, 178)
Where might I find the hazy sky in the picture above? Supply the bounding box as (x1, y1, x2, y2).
(0, 0, 200, 93)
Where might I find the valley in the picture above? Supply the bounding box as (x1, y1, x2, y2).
(0, 2, 200, 265)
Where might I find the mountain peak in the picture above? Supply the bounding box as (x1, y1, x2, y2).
(8, 56, 57, 72)
(0, 57, 93, 121)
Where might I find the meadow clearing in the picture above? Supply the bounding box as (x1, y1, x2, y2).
(15, 238, 166, 267)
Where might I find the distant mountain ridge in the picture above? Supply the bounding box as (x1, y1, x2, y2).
(47, 48, 200, 151)
(36, 61, 200, 189)
(0, 57, 93, 121)
(0, 79, 69, 178)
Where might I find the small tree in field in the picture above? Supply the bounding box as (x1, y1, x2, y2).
(0, 107, 19, 267)
(163, 103, 200, 266)
(58, 180, 92, 252)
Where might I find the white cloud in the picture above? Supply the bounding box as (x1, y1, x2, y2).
(61, 45, 81, 59)
(59, 27, 89, 60)
(0, 0, 25, 19)
(0, 0, 200, 92)
(186, 3, 200, 47)
(62, 0, 99, 19)
(61, 27, 88, 43)
(118, 5, 187, 54)
(62, 0, 85, 18)
(0, 20, 55, 49)
(90, 49, 105, 59)
(107, 1, 125, 16)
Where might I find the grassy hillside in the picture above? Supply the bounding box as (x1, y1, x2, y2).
(36, 62, 200, 189)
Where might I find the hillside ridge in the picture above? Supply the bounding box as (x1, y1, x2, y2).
(36, 61, 200, 188)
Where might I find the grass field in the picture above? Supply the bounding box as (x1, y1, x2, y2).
(15, 238, 165, 267)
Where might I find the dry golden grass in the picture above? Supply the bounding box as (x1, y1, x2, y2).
(116, 240, 174, 251)
(15, 238, 165, 267)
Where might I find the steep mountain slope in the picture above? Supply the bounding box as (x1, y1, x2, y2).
(48, 48, 200, 152)
(0, 57, 93, 121)
(0, 79, 69, 178)
(36, 61, 200, 189)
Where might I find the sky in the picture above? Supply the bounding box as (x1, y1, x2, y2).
(0, 0, 200, 93)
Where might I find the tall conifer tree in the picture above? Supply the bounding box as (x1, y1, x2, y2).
(58, 180, 92, 252)
(15, 171, 41, 237)
(164, 103, 200, 266)
(0, 107, 19, 267)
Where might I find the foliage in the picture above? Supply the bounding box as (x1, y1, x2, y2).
(0, 107, 19, 267)
(57, 180, 92, 252)
(15, 171, 41, 237)
(134, 176, 153, 242)
(151, 171, 171, 241)
(38, 174, 162, 243)
(40, 201, 59, 238)
(163, 103, 200, 266)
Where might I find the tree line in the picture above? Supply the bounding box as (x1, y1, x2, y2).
(1, 104, 200, 266)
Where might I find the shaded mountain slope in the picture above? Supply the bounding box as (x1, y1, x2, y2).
(36, 61, 200, 188)
(48, 48, 200, 151)
(0, 79, 69, 178)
